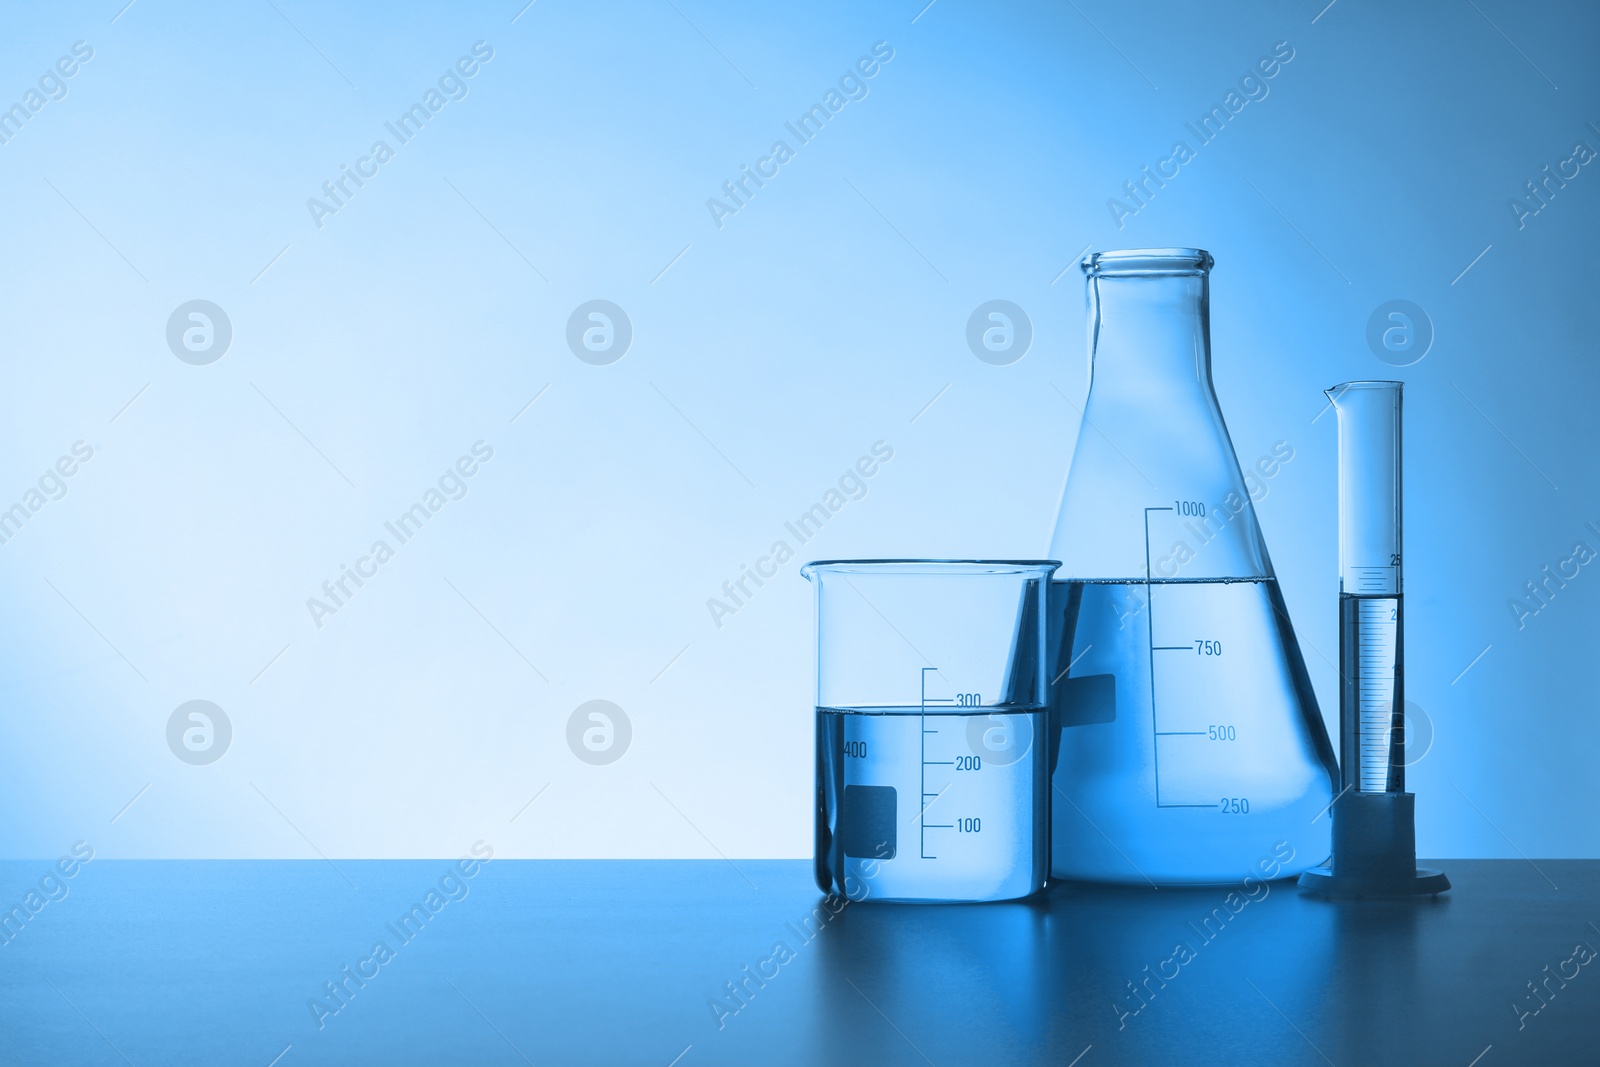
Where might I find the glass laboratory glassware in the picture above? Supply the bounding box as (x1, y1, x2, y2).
(1046, 248, 1338, 885)
(802, 560, 1058, 903)
(1298, 381, 1448, 897)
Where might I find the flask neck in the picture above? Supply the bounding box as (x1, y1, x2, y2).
(1088, 272, 1211, 391)
(1050, 251, 1272, 582)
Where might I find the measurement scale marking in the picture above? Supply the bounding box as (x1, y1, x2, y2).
(1144, 507, 1172, 805)
(920, 668, 936, 859)
(1355, 598, 1398, 792)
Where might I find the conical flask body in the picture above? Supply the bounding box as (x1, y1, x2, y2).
(1046, 250, 1337, 884)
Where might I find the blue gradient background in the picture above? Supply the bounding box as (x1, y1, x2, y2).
(0, 0, 1594, 862)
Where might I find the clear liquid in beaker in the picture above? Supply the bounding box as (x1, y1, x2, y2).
(1050, 578, 1336, 884)
(816, 706, 1047, 902)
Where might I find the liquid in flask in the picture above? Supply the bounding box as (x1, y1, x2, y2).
(1045, 249, 1338, 885)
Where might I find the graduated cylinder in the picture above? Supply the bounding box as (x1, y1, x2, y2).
(1330, 381, 1406, 798)
(1302, 380, 1448, 896)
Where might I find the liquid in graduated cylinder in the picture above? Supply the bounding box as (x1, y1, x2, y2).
(1046, 249, 1339, 884)
(816, 707, 1047, 902)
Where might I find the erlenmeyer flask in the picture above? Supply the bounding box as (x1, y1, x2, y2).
(1046, 248, 1337, 884)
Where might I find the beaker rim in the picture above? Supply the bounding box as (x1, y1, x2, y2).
(801, 559, 1061, 581)
(1082, 248, 1214, 276)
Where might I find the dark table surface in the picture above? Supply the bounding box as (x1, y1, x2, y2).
(1, 858, 1595, 1066)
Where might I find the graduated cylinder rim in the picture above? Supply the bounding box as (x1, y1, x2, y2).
(1326, 379, 1403, 397)
(1082, 247, 1214, 276)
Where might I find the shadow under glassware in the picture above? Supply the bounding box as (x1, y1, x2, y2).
(805, 873, 1338, 1064)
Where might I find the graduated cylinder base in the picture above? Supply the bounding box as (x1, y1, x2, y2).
(1297, 791, 1450, 898)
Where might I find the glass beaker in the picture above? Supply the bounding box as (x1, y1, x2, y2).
(1046, 249, 1338, 885)
(801, 560, 1059, 903)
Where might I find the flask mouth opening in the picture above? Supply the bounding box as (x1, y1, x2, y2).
(1082, 248, 1214, 277)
